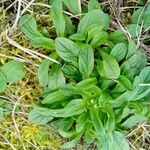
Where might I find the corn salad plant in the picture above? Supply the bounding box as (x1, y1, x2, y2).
(19, 0, 150, 149)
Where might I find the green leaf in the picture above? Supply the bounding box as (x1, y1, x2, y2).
(19, 15, 55, 50)
(64, 14, 75, 35)
(90, 108, 105, 136)
(126, 39, 137, 59)
(59, 129, 77, 138)
(110, 43, 127, 62)
(96, 60, 107, 77)
(76, 113, 87, 133)
(28, 107, 54, 125)
(101, 105, 115, 132)
(0, 71, 7, 93)
(62, 64, 81, 80)
(100, 51, 120, 79)
(31, 37, 55, 50)
(77, 77, 97, 89)
(88, 0, 100, 11)
(116, 75, 133, 91)
(48, 67, 65, 91)
(55, 37, 80, 63)
(78, 45, 94, 79)
(69, 33, 86, 41)
(102, 131, 129, 150)
(1, 60, 24, 83)
(38, 59, 50, 87)
(131, 66, 150, 100)
(121, 50, 147, 80)
(132, 5, 150, 29)
(63, 0, 81, 14)
(84, 129, 95, 144)
(110, 30, 127, 44)
(51, 0, 65, 36)
(126, 24, 141, 38)
(87, 26, 103, 43)
(122, 114, 147, 129)
(78, 9, 110, 35)
(41, 90, 69, 104)
(59, 99, 86, 117)
(19, 14, 42, 39)
(90, 31, 108, 48)
(61, 132, 83, 149)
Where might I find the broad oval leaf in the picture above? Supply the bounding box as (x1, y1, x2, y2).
(78, 9, 110, 34)
(88, 0, 100, 11)
(38, 59, 50, 87)
(63, 0, 81, 14)
(41, 90, 69, 104)
(116, 75, 133, 91)
(100, 51, 120, 79)
(62, 64, 81, 80)
(28, 107, 54, 125)
(19, 14, 42, 39)
(122, 114, 147, 129)
(110, 43, 127, 62)
(48, 67, 65, 91)
(51, 0, 66, 36)
(78, 45, 94, 79)
(55, 37, 80, 63)
(76, 113, 87, 133)
(126, 39, 137, 59)
(1, 60, 25, 83)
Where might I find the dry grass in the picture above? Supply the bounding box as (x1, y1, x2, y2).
(0, 0, 150, 149)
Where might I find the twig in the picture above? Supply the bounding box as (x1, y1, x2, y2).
(6, 35, 60, 64)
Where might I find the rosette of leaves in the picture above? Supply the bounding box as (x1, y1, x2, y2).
(20, 0, 150, 149)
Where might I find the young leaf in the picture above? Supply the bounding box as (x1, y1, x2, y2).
(88, 0, 100, 11)
(19, 15, 55, 50)
(122, 114, 147, 129)
(48, 67, 65, 91)
(28, 107, 54, 125)
(78, 9, 110, 35)
(38, 59, 50, 87)
(101, 105, 115, 132)
(62, 64, 81, 80)
(51, 0, 65, 37)
(69, 33, 86, 41)
(55, 37, 80, 63)
(19, 14, 42, 39)
(110, 30, 127, 44)
(96, 60, 108, 77)
(110, 43, 127, 62)
(104, 131, 130, 150)
(90, 108, 105, 136)
(100, 51, 120, 79)
(78, 45, 94, 79)
(76, 113, 87, 133)
(90, 31, 108, 48)
(63, 0, 81, 14)
(126, 39, 137, 59)
(31, 37, 55, 50)
(64, 14, 75, 35)
(61, 132, 83, 149)
(116, 75, 133, 91)
(41, 90, 69, 104)
(1, 60, 24, 83)
(0, 71, 7, 93)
